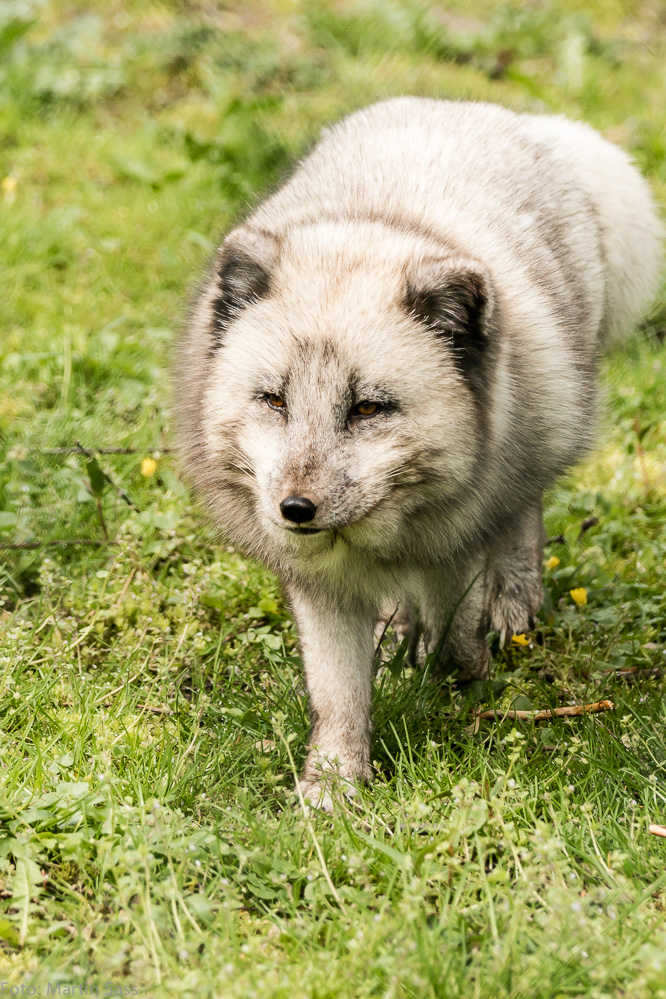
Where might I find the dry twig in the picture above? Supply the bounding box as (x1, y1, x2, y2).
(475, 699, 614, 721)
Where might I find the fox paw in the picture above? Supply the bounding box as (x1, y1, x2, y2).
(488, 586, 541, 647)
(297, 776, 365, 813)
(298, 752, 371, 812)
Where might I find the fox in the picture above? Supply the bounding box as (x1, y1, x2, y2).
(176, 98, 662, 809)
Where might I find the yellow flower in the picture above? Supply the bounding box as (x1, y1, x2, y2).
(511, 633, 530, 646)
(570, 587, 587, 607)
(141, 457, 157, 477)
(545, 555, 560, 570)
(2, 176, 17, 205)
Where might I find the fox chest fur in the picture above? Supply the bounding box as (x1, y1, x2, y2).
(176, 98, 661, 807)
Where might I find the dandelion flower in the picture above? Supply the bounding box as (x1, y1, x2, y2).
(2, 177, 17, 205)
(512, 633, 530, 646)
(141, 457, 157, 477)
(570, 587, 587, 607)
(545, 555, 560, 570)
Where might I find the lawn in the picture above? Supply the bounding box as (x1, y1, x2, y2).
(0, 1, 665, 996)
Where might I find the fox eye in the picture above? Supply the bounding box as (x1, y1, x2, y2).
(351, 400, 381, 418)
(266, 393, 286, 410)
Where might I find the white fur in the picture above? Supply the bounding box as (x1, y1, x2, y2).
(176, 99, 662, 806)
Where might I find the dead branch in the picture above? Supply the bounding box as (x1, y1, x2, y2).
(475, 699, 614, 721)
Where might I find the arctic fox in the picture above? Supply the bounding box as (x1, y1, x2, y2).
(176, 98, 662, 807)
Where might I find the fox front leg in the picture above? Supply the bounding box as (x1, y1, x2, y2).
(288, 585, 375, 811)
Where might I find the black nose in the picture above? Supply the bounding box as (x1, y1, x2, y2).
(280, 495, 317, 524)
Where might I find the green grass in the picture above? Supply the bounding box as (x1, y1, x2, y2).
(1, 1, 665, 995)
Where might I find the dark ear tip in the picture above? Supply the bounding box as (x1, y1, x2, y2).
(404, 256, 494, 320)
(220, 227, 280, 264)
(210, 229, 279, 346)
(402, 256, 496, 375)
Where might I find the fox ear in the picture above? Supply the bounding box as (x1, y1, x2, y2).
(211, 228, 279, 345)
(403, 256, 496, 376)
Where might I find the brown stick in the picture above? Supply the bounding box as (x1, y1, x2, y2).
(476, 699, 614, 721)
(648, 824, 666, 838)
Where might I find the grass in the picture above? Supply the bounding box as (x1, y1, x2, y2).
(0, 0, 665, 995)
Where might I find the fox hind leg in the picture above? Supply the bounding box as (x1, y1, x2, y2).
(416, 504, 545, 682)
(485, 504, 545, 647)
(373, 600, 419, 663)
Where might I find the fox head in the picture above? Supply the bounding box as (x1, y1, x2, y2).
(195, 220, 500, 566)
